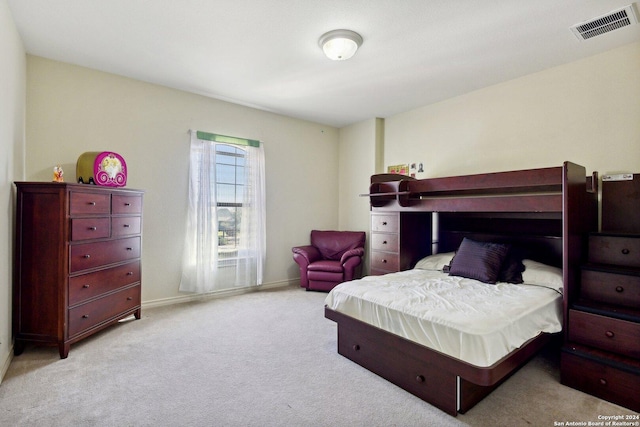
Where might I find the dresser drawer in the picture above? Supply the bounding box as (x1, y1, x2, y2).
(70, 237, 141, 272)
(370, 251, 399, 273)
(371, 233, 399, 252)
(112, 194, 143, 214)
(68, 284, 141, 337)
(568, 310, 640, 358)
(561, 350, 640, 413)
(69, 191, 110, 215)
(71, 217, 110, 241)
(69, 261, 141, 306)
(371, 214, 399, 233)
(581, 268, 640, 309)
(112, 216, 141, 237)
(589, 235, 640, 268)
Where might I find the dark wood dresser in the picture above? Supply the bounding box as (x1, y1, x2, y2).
(13, 182, 144, 358)
(561, 175, 640, 412)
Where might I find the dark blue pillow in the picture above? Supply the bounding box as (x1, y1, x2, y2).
(448, 238, 510, 284)
(498, 249, 525, 284)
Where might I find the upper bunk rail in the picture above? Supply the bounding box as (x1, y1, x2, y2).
(364, 162, 595, 212)
(407, 166, 563, 197)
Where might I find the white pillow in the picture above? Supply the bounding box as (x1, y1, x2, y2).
(414, 252, 455, 271)
(521, 259, 564, 292)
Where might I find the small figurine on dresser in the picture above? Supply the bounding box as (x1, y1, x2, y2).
(53, 165, 64, 182)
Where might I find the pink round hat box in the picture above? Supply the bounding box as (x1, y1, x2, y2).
(76, 151, 127, 187)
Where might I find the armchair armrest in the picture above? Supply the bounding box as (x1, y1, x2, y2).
(340, 247, 364, 265)
(292, 245, 322, 266)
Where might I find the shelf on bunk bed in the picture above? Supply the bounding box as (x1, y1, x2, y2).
(362, 162, 597, 211)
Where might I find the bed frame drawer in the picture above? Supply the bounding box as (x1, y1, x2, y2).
(581, 268, 640, 308)
(588, 234, 640, 268)
(568, 310, 640, 358)
(370, 251, 399, 273)
(561, 348, 640, 413)
(370, 233, 399, 252)
(335, 312, 458, 416)
(371, 213, 399, 233)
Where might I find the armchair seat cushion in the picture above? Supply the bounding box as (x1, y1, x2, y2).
(308, 270, 344, 283)
(308, 260, 343, 273)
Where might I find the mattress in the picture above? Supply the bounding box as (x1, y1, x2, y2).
(324, 268, 563, 367)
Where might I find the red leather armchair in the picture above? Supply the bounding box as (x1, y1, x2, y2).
(292, 230, 366, 292)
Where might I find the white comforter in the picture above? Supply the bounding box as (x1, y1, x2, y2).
(324, 269, 563, 367)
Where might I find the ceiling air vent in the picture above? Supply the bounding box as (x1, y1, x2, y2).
(570, 4, 639, 40)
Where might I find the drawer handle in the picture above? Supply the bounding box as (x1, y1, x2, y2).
(123, 224, 130, 228)
(82, 314, 89, 319)
(621, 248, 630, 255)
(382, 240, 388, 245)
(127, 297, 133, 301)
(88, 226, 97, 231)
(83, 254, 91, 259)
(605, 330, 615, 338)
(353, 344, 360, 351)
(599, 378, 607, 386)
(88, 201, 96, 206)
(82, 284, 90, 289)
(416, 375, 425, 383)
(126, 247, 133, 251)
(127, 271, 134, 276)
(124, 202, 131, 206)
(382, 221, 387, 226)
(382, 259, 387, 264)
(615, 286, 624, 293)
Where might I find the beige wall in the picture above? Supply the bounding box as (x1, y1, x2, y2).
(338, 118, 378, 231)
(26, 56, 340, 305)
(337, 118, 381, 274)
(0, 0, 26, 380)
(384, 42, 640, 178)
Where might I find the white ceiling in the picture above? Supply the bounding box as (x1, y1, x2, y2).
(7, 0, 640, 128)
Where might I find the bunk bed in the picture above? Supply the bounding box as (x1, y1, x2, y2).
(324, 161, 598, 416)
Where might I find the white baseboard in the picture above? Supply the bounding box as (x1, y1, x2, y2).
(0, 346, 13, 385)
(141, 279, 299, 310)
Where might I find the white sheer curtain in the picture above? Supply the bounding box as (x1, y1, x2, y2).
(180, 130, 266, 293)
(180, 132, 219, 293)
(235, 142, 266, 286)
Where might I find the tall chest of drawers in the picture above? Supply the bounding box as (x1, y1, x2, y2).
(561, 233, 640, 412)
(369, 212, 431, 275)
(13, 182, 144, 358)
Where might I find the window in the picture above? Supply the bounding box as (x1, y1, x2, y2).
(216, 144, 245, 267)
(180, 131, 266, 294)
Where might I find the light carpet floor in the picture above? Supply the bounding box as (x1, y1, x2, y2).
(0, 286, 636, 426)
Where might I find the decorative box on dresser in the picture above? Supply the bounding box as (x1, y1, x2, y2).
(561, 175, 640, 412)
(13, 182, 144, 359)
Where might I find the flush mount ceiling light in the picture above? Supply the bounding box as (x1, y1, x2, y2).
(318, 29, 363, 61)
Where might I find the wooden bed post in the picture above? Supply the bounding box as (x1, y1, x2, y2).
(562, 161, 598, 340)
